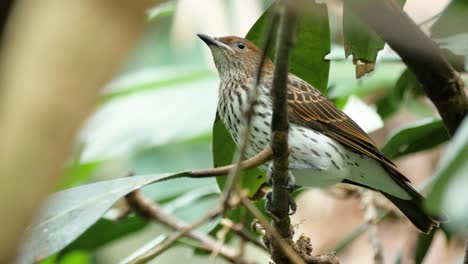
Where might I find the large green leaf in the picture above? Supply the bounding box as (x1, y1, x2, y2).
(246, 2, 331, 92)
(426, 117, 468, 229)
(213, 117, 266, 197)
(381, 118, 449, 160)
(343, 0, 406, 78)
(17, 173, 186, 263)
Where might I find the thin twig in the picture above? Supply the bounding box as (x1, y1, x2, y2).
(124, 191, 243, 264)
(359, 190, 383, 264)
(189, 146, 272, 177)
(220, 218, 269, 252)
(237, 189, 306, 264)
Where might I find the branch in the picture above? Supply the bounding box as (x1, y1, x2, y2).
(348, 0, 468, 136)
(124, 191, 245, 264)
(189, 146, 272, 177)
(268, 0, 297, 262)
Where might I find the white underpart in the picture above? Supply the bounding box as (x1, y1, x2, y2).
(218, 80, 410, 200)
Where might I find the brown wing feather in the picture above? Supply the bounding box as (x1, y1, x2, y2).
(285, 74, 409, 182)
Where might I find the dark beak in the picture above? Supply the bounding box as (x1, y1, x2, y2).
(197, 33, 220, 47)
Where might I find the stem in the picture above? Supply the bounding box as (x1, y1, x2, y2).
(268, 0, 298, 262)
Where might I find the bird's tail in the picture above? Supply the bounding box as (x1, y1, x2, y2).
(343, 177, 442, 233)
(380, 187, 439, 234)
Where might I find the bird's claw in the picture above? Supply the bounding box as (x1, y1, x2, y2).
(265, 164, 299, 216)
(265, 191, 297, 217)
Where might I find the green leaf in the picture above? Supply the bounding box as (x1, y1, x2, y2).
(58, 161, 103, 190)
(212, 117, 266, 197)
(246, 2, 331, 92)
(414, 229, 436, 264)
(17, 173, 186, 263)
(146, 1, 176, 21)
(381, 118, 449, 159)
(328, 61, 405, 100)
(426, 117, 468, 229)
(60, 185, 218, 256)
(376, 68, 424, 119)
(61, 216, 148, 256)
(343, 0, 406, 78)
(431, 0, 468, 39)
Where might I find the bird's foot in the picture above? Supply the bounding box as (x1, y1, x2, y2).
(265, 164, 299, 216)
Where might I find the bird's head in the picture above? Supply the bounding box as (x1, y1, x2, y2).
(197, 34, 271, 79)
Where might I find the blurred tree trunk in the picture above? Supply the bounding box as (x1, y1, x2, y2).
(0, 0, 161, 262)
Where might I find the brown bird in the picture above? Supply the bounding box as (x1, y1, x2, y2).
(198, 33, 439, 233)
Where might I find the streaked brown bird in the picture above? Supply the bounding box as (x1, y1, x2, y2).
(198, 33, 439, 233)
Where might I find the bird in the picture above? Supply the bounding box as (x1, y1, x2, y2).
(197, 33, 440, 233)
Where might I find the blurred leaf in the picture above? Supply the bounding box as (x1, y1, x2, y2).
(17, 173, 186, 263)
(343, 0, 406, 78)
(381, 118, 449, 159)
(328, 61, 404, 100)
(61, 186, 218, 256)
(212, 118, 266, 197)
(80, 72, 218, 161)
(377, 68, 424, 119)
(61, 216, 148, 255)
(58, 161, 103, 190)
(426, 117, 468, 230)
(120, 235, 168, 264)
(246, 1, 331, 91)
(342, 95, 383, 133)
(431, 0, 468, 71)
(431, 0, 468, 39)
(414, 229, 436, 264)
(101, 68, 214, 103)
(146, 1, 176, 21)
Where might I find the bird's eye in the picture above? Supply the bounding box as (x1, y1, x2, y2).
(236, 42, 245, 49)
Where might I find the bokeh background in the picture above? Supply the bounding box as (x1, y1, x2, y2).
(6, 0, 465, 263)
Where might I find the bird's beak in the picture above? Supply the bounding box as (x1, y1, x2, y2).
(197, 33, 222, 48)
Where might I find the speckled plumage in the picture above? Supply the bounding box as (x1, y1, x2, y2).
(198, 34, 439, 233)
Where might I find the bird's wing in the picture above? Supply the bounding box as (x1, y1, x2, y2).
(285, 74, 409, 181)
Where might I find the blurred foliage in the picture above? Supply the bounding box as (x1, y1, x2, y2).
(427, 117, 468, 231)
(26, 0, 468, 263)
(343, 0, 406, 77)
(381, 118, 449, 160)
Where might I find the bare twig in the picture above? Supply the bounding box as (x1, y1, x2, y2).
(124, 191, 243, 264)
(348, 0, 468, 136)
(220, 218, 269, 252)
(360, 190, 383, 264)
(189, 146, 272, 177)
(237, 190, 306, 264)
